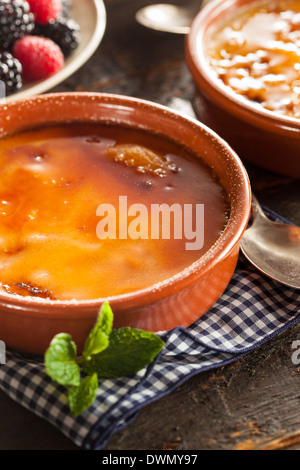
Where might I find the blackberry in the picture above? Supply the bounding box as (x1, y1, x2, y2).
(34, 17, 80, 57)
(0, 0, 35, 50)
(0, 52, 22, 95)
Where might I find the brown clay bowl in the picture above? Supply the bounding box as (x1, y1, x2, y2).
(0, 93, 251, 355)
(186, 0, 300, 178)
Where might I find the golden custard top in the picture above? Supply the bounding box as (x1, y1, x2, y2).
(206, 0, 300, 118)
(0, 123, 228, 301)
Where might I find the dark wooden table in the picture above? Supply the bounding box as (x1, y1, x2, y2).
(0, 0, 300, 450)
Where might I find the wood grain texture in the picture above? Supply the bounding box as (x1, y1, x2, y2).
(105, 325, 300, 450)
(0, 0, 299, 450)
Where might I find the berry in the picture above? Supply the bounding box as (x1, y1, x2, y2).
(27, 0, 62, 25)
(13, 35, 64, 81)
(0, 0, 35, 50)
(34, 17, 80, 57)
(0, 52, 22, 94)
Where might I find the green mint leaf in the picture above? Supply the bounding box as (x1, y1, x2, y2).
(44, 333, 81, 387)
(83, 328, 165, 378)
(44, 303, 165, 417)
(83, 301, 113, 358)
(68, 373, 98, 417)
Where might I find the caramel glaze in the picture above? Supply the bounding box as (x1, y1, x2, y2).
(207, 0, 300, 118)
(0, 123, 228, 300)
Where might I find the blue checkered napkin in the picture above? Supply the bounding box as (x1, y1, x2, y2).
(0, 209, 299, 450)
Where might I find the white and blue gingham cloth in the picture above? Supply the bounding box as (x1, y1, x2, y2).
(0, 208, 299, 450)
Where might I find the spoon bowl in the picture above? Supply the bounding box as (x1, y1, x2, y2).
(135, 1, 206, 34)
(241, 196, 300, 289)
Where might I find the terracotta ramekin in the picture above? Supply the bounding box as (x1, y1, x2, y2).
(0, 93, 251, 355)
(186, 0, 300, 178)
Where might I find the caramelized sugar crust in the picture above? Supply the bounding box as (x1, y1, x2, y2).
(207, 0, 300, 118)
(0, 123, 228, 300)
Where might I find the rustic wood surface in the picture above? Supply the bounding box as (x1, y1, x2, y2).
(0, 0, 299, 450)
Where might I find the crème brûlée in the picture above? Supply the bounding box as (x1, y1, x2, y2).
(206, 0, 300, 118)
(0, 123, 229, 301)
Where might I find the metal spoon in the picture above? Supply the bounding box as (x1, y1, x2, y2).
(135, 1, 209, 34)
(167, 99, 300, 289)
(240, 195, 300, 289)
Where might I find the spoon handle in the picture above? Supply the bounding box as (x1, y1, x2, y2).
(251, 194, 268, 220)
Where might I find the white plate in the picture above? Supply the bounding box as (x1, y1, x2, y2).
(1, 0, 106, 103)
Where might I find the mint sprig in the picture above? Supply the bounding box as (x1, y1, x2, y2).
(44, 333, 81, 387)
(44, 302, 165, 416)
(67, 373, 98, 417)
(83, 327, 166, 378)
(83, 301, 113, 358)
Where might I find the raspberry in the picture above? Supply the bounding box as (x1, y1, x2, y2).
(27, 0, 62, 25)
(0, 52, 22, 94)
(13, 35, 64, 81)
(0, 0, 35, 50)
